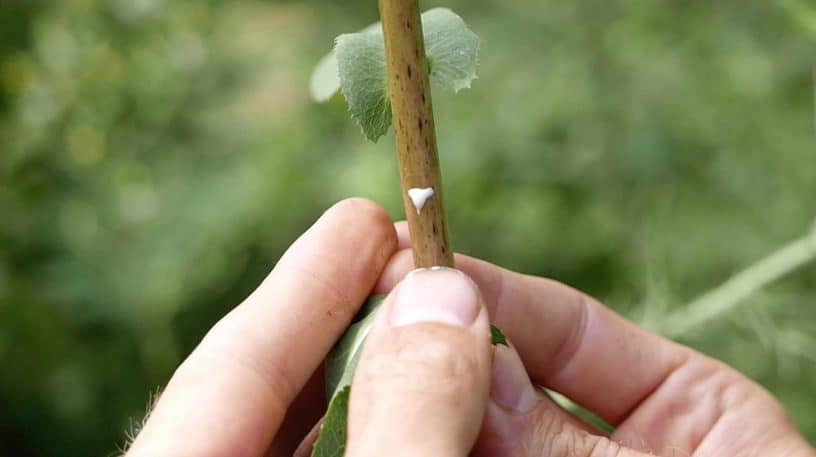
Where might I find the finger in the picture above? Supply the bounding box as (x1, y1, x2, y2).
(346, 268, 492, 457)
(373, 248, 689, 427)
(394, 220, 411, 250)
(474, 343, 649, 457)
(475, 352, 805, 457)
(127, 198, 397, 457)
(489, 343, 599, 435)
(378, 249, 815, 456)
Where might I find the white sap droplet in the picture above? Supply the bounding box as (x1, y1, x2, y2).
(407, 187, 435, 215)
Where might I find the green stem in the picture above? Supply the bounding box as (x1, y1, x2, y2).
(657, 226, 816, 338)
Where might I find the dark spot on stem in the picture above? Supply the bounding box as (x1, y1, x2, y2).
(421, 93, 426, 103)
(417, 118, 423, 131)
(432, 222, 438, 234)
(406, 64, 412, 78)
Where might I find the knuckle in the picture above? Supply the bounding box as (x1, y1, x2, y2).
(359, 326, 483, 395)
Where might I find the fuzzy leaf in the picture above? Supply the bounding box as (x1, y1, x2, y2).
(308, 22, 380, 104)
(311, 385, 350, 457)
(335, 31, 391, 142)
(309, 52, 341, 103)
(423, 8, 480, 93)
(324, 295, 385, 398)
(312, 295, 384, 457)
(309, 8, 479, 142)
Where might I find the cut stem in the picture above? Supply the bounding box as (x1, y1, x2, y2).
(379, 0, 453, 268)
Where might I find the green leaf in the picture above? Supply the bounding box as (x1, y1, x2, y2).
(308, 52, 341, 103)
(311, 385, 350, 457)
(422, 8, 480, 93)
(312, 295, 384, 457)
(309, 8, 480, 142)
(308, 22, 380, 104)
(335, 30, 391, 142)
(490, 324, 508, 346)
(324, 295, 385, 398)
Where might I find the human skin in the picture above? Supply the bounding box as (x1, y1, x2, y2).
(126, 198, 815, 457)
(380, 221, 816, 457)
(125, 198, 491, 456)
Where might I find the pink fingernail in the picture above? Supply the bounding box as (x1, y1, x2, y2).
(491, 344, 538, 413)
(389, 267, 479, 328)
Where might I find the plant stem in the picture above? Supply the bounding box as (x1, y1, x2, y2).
(378, 0, 453, 268)
(657, 227, 816, 338)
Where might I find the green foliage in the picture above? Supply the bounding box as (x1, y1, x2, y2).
(311, 386, 350, 457)
(0, 1, 815, 455)
(336, 29, 391, 142)
(312, 8, 479, 141)
(491, 324, 508, 346)
(422, 8, 480, 93)
(324, 295, 385, 399)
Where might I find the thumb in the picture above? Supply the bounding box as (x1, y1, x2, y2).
(474, 342, 653, 457)
(345, 267, 492, 457)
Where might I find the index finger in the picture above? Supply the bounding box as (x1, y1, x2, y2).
(127, 199, 397, 457)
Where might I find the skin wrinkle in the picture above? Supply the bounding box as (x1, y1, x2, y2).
(690, 368, 732, 452)
(538, 282, 590, 389)
(544, 416, 594, 457)
(357, 327, 480, 398)
(614, 356, 756, 455)
(529, 404, 560, 456)
(153, 355, 274, 457)
(614, 353, 691, 438)
(286, 261, 355, 318)
(695, 381, 796, 457)
(196, 342, 295, 423)
(587, 434, 622, 457)
(613, 355, 700, 453)
(186, 309, 301, 415)
(363, 330, 477, 393)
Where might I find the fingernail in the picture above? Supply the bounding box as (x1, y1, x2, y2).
(491, 344, 538, 413)
(389, 267, 480, 328)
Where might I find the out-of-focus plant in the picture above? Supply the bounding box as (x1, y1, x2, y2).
(1, 0, 815, 455)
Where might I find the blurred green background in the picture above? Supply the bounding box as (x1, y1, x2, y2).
(1, 0, 815, 455)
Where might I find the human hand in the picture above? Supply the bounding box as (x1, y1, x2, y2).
(376, 221, 816, 457)
(125, 199, 495, 456)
